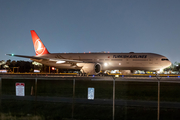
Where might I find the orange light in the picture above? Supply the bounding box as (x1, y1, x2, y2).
(52, 67, 55, 70)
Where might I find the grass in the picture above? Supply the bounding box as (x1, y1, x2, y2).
(1, 100, 180, 120)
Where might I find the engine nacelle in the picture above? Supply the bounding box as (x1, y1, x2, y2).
(81, 63, 101, 75)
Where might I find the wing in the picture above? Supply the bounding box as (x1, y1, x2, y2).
(6, 54, 84, 63)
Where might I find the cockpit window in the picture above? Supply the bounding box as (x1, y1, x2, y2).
(161, 58, 169, 61)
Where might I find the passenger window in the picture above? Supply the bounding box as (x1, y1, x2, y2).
(161, 59, 169, 61)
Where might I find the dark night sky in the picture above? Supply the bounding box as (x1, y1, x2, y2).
(0, 0, 180, 63)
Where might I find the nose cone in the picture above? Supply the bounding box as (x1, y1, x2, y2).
(168, 61, 172, 66)
(165, 61, 172, 68)
(161, 59, 172, 69)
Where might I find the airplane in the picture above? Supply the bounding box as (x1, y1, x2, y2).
(7, 30, 172, 75)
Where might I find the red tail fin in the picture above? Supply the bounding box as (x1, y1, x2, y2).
(31, 30, 50, 55)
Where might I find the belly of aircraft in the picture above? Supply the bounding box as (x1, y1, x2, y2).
(34, 59, 163, 71)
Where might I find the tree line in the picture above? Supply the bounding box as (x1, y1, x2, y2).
(0, 60, 45, 73)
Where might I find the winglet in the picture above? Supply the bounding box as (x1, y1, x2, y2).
(31, 30, 50, 55)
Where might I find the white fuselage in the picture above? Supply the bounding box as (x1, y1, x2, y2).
(31, 52, 171, 71)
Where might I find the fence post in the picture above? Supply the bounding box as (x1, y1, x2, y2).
(113, 77, 115, 120)
(72, 78, 75, 119)
(157, 79, 160, 120)
(156, 75, 161, 120)
(35, 78, 37, 101)
(34, 78, 37, 115)
(0, 78, 1, 111)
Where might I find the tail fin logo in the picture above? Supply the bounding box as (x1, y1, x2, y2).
(31, 30, 50, 55)
(34, 39, 46, 55)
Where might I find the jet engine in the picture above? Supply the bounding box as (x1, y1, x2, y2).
(81, 63, 101, 75)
